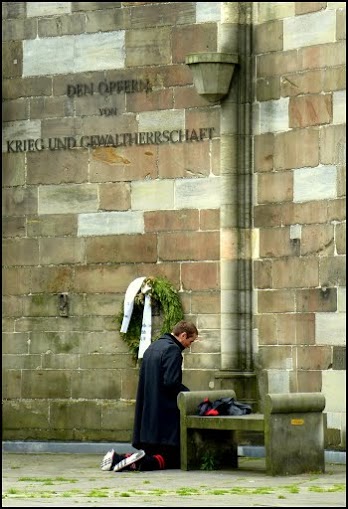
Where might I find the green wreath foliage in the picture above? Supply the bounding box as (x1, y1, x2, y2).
(115, 276, 184, 361)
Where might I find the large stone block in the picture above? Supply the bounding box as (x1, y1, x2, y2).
(27, 149, 88, 184)
(2, 76, 52, 100)
(289, 94, 332, 128)
(2, 120, 41, 153)
(2, 152, 25, 186)
(293, 165, 337, 202)
(3, 238, 39, 266)
(2, 41, 22, 78)
(296, 287, 337, 313)
(78, 211, 143, 236)
(158, 231, 219, 261)
(274, 128, 319, 170)
(89, 145, 157, 183)
(38, 12, 86, 37)
(131, 180, 174, 210)
(27, 214, 77, 237)
(2, 267, 31, 295)
(181, 262, 220, 290)
(86, 233, 157, 263)
(158, 140, 211, 178)
(74, 265, 138, 293)
(2, 187, 37, 217)
(22, 370, 72, 398)
(272, 258, 319, 288)
(2, 217, 26, 238)
(27, 2, 71, 17)
(126, 27, 171, 66)
(257, 171, 292, 204)
(258, 290, 295, 313)
(30, 266, 74, 293)
(316, 313, 346, 345)
(284, 10, 336, 50)
(172, 23, 217, 64)
(50, 400, 101, 429)
(2, 17, 37, 41)
(3, 98, 29, 122)
(71, 369, 121, 399)
(29, 96, 74, 120)
(144, 209, 199, 232)
(85, 8, 129, 32)
(23, 31, 125, 76)
(175, 177, 221, 209)
(2, 400, 49, 429)
(38, 184, 98, 214)
(2, 370, 22, 399)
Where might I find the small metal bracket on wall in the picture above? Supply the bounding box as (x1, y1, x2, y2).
(59, 292, 69, 317)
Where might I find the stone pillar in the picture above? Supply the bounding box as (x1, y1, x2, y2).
(219, 2, 253, 373)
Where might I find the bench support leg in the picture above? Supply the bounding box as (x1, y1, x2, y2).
(181, 428, 238, 470)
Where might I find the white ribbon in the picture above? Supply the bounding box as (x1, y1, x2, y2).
(120, 277, 152, 359)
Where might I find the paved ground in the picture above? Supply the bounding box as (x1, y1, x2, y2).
(2, 452, 346, 507)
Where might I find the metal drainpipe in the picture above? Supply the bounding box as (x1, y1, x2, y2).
(219, 2, 253, 372)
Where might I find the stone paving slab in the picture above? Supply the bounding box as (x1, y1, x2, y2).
(2, 453, 346, 507)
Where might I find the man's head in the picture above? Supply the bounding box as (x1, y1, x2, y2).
(172, 320, 198, 349)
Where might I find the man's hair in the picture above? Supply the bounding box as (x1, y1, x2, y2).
(172, 320, 198, 337)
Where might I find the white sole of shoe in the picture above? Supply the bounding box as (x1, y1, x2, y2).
(113, 450, 146, 472)
(100, 449, 115, 471)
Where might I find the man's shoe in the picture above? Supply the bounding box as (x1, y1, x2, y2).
(113, 450, 146, 472)
(100, 449, 125, 471)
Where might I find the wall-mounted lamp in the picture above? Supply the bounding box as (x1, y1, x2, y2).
(185, 52, 239, 103)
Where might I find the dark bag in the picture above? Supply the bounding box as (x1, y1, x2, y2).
(198, 396, 252, 416)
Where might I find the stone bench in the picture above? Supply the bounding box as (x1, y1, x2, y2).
(177, 389, 326, 475)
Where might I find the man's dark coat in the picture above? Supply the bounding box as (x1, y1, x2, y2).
(132, 333, 189, 449)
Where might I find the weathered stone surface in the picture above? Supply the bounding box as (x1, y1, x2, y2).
(2, 76, 52, 100)
(172, 23, 217, 63)
(175, 177, 221, 209)
(125, 27, 171, 66)
(3, 99, 29, 122)
(38, 184, 98, 215)
(27, 149, 88, 185)
(300, 224, 335, 256)
(2, 120, 41, 153)
(256, 3, 294, 24)
(2, 152, 25, 186)
(85, 7, 130, 33)
(2, 238, 39, 266)
(38, 13, 86, 37)
(289, 94, 332, 128)
(274, 128, 319, 170)
(129, 2, 195, 28)
(181, 262, 219, 290)
(22, 370, 71, 398)
(98, 182, 131, 211)
(258, 171, 292, 204)
(293, 165, 337, 202)
(30, 96, 74, 119)
(333, 90, 346, 125)
(2, 400, 49, 428)
(2, 217, 26, 238)
(71, 370, 121, 399)
(144, 209, 199, 232)
(272, 258, 319, 288)
(284, 10, 336, 50)
(30, 266, 74, 293)
(2, 267, 31, 295)
(158, 231, 219, 261)
(3, 187, 38, 217)
(89, 145, 157, 183)
(78, 211, 143, 236)
(39, 237, 85, 265)
(254, 20, 283, 54)
(2, 41, 23, 79)
(319, 256, 346, 286)
(27, 2, 71, 17)
(2, 2, 26, 19)
(256, 98, 289, 134)
(131, 179, 174, 210)
(296, 288, 337, 312)
(72, 2, 121, 11)
(2, 17, 37, 41)
(23, 31, 125, 77)
(86, 234, 157, 263)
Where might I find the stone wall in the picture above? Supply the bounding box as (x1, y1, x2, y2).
(2, 2, 346, 449)
(2, 1, 223, 442)
(252, 1, 346, 449)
